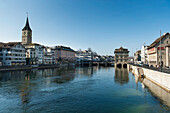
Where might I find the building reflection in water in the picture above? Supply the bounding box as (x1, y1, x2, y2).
(40, 66, 76, 84)
(19, 72, 30, 104)
(76, 66, 98, 77)
(114, 68, 129, 85)
(0, 66, 77, 105)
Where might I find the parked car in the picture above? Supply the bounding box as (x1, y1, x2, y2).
(149, 65, 153, 67)
(139, 63, 143, 66)
(144, 64, 149, 67)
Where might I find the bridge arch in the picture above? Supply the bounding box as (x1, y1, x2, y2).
(123, 64, 127, 68)
(117, 63, 122, 68)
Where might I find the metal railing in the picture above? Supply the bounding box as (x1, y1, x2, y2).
(129, 63, 170, 74)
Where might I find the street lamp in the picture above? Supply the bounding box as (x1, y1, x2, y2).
(160, 30, 162, 72)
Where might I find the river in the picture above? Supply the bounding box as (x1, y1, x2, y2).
(0, 67, 169, 113)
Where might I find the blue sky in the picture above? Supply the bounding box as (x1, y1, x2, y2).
(0, 0, 170, 55)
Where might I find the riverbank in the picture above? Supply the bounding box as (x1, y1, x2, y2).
(0, 63, 75, 72)
(128, 64, 170, 92)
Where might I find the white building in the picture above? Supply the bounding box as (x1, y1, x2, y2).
(0, 42, 26, 66)
(43, 47, 55, 64)
(24, 43, 44, 65)
(141, 45, 149, 64)
(76, 50, 93, 63)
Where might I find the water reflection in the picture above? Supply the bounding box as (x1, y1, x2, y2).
(53, 74, 75, 83)
(143, 78, 170, 107)
(0, 66, 76, 82)
(19, 82, 30, 104)
(134, 74, 170, 108)
(76, 66, 98, 77)
(114, 68, 129, 85)
(0, 67, 169, 113)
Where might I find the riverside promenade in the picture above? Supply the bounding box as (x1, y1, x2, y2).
(128, 64, 170, 92)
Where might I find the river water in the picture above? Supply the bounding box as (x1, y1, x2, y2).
(0, 67, 169, 113)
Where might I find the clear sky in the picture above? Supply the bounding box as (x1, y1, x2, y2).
(0, 0, 170, 55)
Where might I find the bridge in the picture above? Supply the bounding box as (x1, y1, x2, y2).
(76, 61, 114, 67)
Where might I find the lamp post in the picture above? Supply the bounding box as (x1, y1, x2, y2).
(143, 43, 146, 65)
(160, 30, 162, 72)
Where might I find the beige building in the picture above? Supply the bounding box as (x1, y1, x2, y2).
(148, 32, 170, 67)
(165, 45, 170, 67)
(114, 47, 129, 68)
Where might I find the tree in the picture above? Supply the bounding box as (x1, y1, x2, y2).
(88, 48, 92, 52)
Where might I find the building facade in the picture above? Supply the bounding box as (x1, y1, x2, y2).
(43, 47, 55, 64)
(114, 47, 129, 68)
(55, 46, 75, 62)
(0, 42, 26, 66)
(147, 33, 170, 67)
(76, 50, 93, 63)
(141, 45, 149, 64)
(134, 50, 141, 64)
(165, 45, 170, 67)
(24, 43, 44, 65)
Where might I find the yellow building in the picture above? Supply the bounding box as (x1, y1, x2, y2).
(114, 47, 129, 68)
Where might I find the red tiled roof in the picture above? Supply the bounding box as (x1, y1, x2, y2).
(148, 33, 170, 49)
(0, 42, 23, 49)
(114, 46, 129, 53)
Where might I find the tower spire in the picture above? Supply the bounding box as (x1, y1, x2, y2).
(22, 14, 32, 45)
(22, 14, 32, 31)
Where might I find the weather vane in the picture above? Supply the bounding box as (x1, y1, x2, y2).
(26, 12, 28, 17)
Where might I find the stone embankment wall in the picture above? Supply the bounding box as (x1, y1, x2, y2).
(143, 79, 170, 107)
(128, 64, 170, 92)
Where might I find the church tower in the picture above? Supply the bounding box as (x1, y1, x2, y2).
(22, 17, 32, 45)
